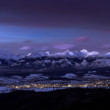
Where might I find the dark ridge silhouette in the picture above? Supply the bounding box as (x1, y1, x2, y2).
(0, 88, 110, 110)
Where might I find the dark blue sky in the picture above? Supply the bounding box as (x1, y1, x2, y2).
(0, 0, 110, 53)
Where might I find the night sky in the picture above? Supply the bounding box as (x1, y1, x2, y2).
(0, 0, 110, 53)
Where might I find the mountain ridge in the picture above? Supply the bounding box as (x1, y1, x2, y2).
(0, 49, 109, 60)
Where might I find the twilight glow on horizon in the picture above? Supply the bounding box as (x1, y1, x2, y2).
(0, 0, 110, 53)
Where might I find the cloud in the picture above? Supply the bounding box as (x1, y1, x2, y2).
(74, 36, 90, 43)
(102, 44, 110, 49)
(20, 46, 31, 50)
(40, 46, 49, 51)
(53, 44, 75, 50)
(23, 40, 33, 43)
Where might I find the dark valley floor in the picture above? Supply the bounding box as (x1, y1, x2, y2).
(0, 88, 110, 110)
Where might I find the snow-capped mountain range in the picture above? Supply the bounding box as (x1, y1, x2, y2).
(1, 49, 110, 72)
(0, 49, 110, 60)
(25, 49, 101, 59)
(18, 49, 110, 59)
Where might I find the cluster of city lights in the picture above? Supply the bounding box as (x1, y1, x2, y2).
(9, 80, 110, 90)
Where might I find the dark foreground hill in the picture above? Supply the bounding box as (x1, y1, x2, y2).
(0, 88, 110, 110)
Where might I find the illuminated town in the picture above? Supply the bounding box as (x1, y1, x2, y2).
(7, 79, 110, 92)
